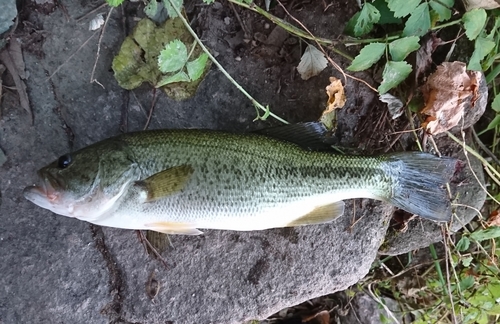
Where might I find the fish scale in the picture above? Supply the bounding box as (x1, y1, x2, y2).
(24, 123, 457, 234)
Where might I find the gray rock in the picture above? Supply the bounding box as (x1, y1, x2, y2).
(0, 0, 17, 36)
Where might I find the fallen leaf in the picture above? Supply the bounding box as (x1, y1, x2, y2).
(380, 93, 404, 119)
(415, 33, 442, 84)
(8, 38, 26, 80)
(112, 18, 211, 101)
(0, 47, 32, 123)
(463, 0, 500, 10)
(320, 77, 346, 130)
(297, 44, 327, 80)
(420, 61, 482, 135)
(487, 210, 500, 227)
(89, 14, 104, 31)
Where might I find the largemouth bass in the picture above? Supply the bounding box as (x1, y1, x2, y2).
(24, 123, 456, 234)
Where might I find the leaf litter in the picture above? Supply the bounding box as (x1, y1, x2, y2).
(296, 44, 327, 80)
(0, 39, 32, 123)
(320, 77, 346, 130)
(420, 61, 482, 135)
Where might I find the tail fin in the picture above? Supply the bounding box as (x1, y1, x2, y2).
(385, 152, 458, 222)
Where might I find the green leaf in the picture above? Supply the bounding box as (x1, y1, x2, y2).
(460, 276, 475, 291)
(344, 12, 361, 36)
(492, 93, 500, 112)
(468, 36, 495, 70)
(156, 71, 190, 87)
(429, 0, 453, 22)
(144, 0, 159, 19)
(106, 0, 125, 7)
(403, 2, 431, 37)
(463, 8, 487, 40)
(462, 256, 473, 267)
(372, 0, 402, 24)
(387, 0, 421, 18)
(347, 43, 385, 71)
(470, 226, 500, 241)
(203, 0, 215, 3)
(353, 3, 381, 37)
(389, 36, 420, 61)
(481, 115, 500, 134)
(456, 236, 470, 252)
(378, 61, 412, 94)
(158, 39, 188, 73)
(162, 0, 183, 18)
(187, 53, 209, 81)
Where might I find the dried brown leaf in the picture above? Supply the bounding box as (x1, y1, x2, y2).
(8, 38, 26, 80)
(464, 0, 500, 10)
(0, 48, 32, 123)
(320, 77, 346, 130)
(487, 210, 500, 227)
(420, 61, 482, 135)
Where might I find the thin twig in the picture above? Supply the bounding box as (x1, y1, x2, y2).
(166, 0, 289, 124)
(76, 3, 108, 23)
(471, 127, 500, 166)
(275, 0, 379, 93)
(46, 30, 99, 80)
(442, 226, 458, 324)
(90, 7, 114, 88)
(143, 88, 158, 130)
(137, 230, 169, 269)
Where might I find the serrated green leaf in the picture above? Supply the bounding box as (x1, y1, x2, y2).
(158, 39, 188, 73)
(378, 61, 412, 94)
(353, 3, 381, 37)
(372, 0, 402, 24)
(462, 9, 487, 40)
(389, 36, 420, 61)
(429, 0, 453, 22)
(144, 0, 160, 19)
(347, 43, 385, 71)
(462, 256, 473, 267)
(187, 53, 209, 81)
(344, 11, 361, 36)
(468, 36, 495, 70)
(403, 3, 431, 36)
(162, 0, 183, 18)
(387, 0, 421, 18)
(492, 93, 500, 112)
(456, 236, 471, 252)
(157, 71, 190, 87)
(470, 226, 500, 241)
(106, 0, 125, 7)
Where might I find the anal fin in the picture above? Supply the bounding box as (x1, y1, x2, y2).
(145, 221, 203, 235)
(286, 201, 345, 227)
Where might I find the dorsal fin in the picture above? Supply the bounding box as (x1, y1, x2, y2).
(254, 122, 334, 151)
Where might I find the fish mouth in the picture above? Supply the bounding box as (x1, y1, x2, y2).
(23, 171, 63, 205)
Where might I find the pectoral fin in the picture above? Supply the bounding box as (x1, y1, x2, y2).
(286, 201, 345, 227)
(135, 165, 194, 202)
(145, 221, 203, 235)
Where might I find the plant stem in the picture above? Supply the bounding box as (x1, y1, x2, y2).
(429, 244, 447, 294)
(430, 19, 462, 30)
(344, 35, 400, 45)
(228, 0, 354, 61)
(167, 1, 289, 124)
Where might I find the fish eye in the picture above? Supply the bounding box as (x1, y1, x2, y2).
(57, 154, 72, 169)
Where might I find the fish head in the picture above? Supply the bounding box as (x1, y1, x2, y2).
(24, 139, 139, 220)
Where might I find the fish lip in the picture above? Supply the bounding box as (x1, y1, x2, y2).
(24, 171, 62, 203)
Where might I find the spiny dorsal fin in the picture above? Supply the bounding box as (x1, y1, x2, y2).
(287, 201, 345, 227)
(135, 165, 194, 202)
(254, 122, 334, 151)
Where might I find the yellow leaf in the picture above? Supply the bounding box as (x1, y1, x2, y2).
(320, 77, 346, 130)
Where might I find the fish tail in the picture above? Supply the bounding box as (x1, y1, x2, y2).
(384, 152, 458, 222)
